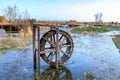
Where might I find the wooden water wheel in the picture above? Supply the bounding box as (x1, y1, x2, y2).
(40, 30, 74, 66)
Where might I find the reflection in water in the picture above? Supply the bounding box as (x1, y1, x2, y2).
(34, 66, 72, 80)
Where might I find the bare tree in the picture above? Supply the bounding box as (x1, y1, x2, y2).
(13, 5, 17, 21)
(2, 5, 18, 22)
(3, 5, 12, 22)
(23, 9, 29, 26)
(99, 12, 103, 22)
(94, 12, 103, 26)
(95, 13, 99, 26)
(2, 5, 19, 30)
(22, 9, 30, 38)
(2, 5, 31, 38)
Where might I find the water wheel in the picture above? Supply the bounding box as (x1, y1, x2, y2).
(40, 30, 74, 66)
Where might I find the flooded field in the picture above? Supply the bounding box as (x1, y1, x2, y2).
(0, 30, 120, 80)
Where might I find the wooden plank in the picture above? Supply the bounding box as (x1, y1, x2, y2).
(33, 26, 36, 70)
(33, 22, 64, 28)
(60, 44, 71, 48)
(56, 28, 59, 68)
(40, 49, 56, 54)
(37, 27, 40, 70)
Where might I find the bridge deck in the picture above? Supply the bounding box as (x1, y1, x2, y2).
(33, 22, 65, 27)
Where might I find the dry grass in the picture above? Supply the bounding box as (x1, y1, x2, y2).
(0, 36, 32, 50)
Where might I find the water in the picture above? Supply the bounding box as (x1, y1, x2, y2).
(0, 30, 120, 80)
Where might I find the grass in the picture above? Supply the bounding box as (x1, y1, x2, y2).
(0, 47, 11, 50)
(108, 26, 120, 30)
(84, 72, 95, 80)
(70, 26, 120, 33)
(0, 36, 32, 50)
(6, 30, 18, 33)
(112, 37, 120, 49)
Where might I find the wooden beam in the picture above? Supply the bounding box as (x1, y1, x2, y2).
(33, 26, 36, 70)
(56, 28, 59, 68)
(37, 27, 40, 70)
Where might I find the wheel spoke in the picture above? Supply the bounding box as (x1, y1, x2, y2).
(60, 49, 68, 56)
(59, 71, 66, 78)
(47, 52, 54, 59)
(45, 47, 52, 49)
(53, 34, 56, 44)
(62, 37, 66, 43)
(47, 53, 52, 58)
(59, 36, 66, 45)
(60, 70, 64, 75)
(59, 35, 64, 42)
(45, 38, 54, 45)
(60, 44, 71, 48)
(50, 34, 53, 44)
(48, 52, 56, 62)
(40, 49, 56, 54)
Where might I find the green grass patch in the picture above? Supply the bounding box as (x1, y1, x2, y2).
(0, 46, 17, 51)
(0, 46, 12, 50)
(70, 26, 120, 33)
(70, 27, 109, 33)
(108, 26, 120, 30)
(84, 72, 95, 80)
(6, 30, 18, 33)
(112, 37, 120, 49)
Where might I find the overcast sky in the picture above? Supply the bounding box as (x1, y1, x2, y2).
(0, 0, 120, 22)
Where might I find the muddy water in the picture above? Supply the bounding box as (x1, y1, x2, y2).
(0, 31, 120, 80)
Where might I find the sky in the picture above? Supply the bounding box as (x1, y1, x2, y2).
(0, 0, 120, 22)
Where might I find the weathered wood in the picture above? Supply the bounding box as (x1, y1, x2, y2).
(33, 25, 74, 70)
(56, 28, 59, 68)
(37, 27, 40, 70)
(40, 30, 74, 67)
(33, 26, 36, 70)
(40, 49, 56, 54)
(33, 23, 64, 28)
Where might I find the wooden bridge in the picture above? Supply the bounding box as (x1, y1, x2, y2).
(0, 23, 12, 30)
(34, 21, 86, 27)
(0, 21, 83, 31)
(0, 21, 105, 31)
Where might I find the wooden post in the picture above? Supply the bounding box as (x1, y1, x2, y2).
(2, 22, 3, 29)
(10, 24, 12, 31)
(33, 26, 36, 70)
(37, 27, 40, 70)
(56, 28, 59, 68)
